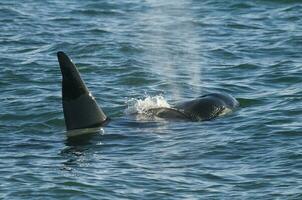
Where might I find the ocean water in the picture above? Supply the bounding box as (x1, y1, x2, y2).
(1, 0, 302, 199)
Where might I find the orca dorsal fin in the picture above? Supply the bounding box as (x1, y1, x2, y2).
(57, 51, 108, 131)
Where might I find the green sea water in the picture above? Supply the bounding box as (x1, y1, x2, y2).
(1, 0, 302, 199)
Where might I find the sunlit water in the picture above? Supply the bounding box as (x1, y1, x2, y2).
(1, 0, 302, 199)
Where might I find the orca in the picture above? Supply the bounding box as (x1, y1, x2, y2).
(57, 51, 239, 132)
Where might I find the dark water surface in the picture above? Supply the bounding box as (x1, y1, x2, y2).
(1, 0, 302, 199)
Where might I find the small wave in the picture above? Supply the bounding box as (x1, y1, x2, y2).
(237, 98, 263, 107)
(226, 22, 261, 30)
(229, 2, 254, 9)
(124, 95, 171, 115)
(0, 7, 30, 18)
(85, 2, 119, 10)
(261, 0, 302, 4)
(232, 63, 260, 70)
(72, 9, 124, 16)
(210, 48, 241, 60)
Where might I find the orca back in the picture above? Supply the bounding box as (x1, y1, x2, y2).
(176, 93, 239, 121)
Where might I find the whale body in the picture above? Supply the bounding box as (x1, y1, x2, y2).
(57, 51, 239, 131)
(147, 93, 238, 121)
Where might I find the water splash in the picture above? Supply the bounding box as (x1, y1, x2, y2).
(125, 95, 171, 115)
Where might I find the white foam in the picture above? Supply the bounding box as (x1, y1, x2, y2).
(125, 95, 171, 115)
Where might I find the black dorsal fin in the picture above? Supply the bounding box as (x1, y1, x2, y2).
(57, 51, 108, 130)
